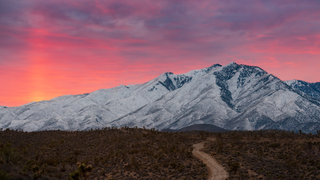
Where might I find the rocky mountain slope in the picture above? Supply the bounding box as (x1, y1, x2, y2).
(285, 79, 320, 100)
(1, 62, 320, 133)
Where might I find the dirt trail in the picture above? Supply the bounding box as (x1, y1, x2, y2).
(193, 139, 229, 180)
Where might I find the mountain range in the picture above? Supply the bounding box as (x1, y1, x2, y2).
(1, 62, 320, 133)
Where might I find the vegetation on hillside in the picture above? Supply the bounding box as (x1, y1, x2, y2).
(2, 127, 320, 180)
(204, 130, 320, 179)
(0, 127, 208, 180)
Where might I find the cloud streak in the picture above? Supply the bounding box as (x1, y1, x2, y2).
(1, 0, 320, 106)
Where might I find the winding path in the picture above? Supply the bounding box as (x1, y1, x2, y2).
(192, 139, 229, 180)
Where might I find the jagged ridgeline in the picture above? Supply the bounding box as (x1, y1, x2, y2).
(285, 79, 320, 100)
(1, 62, 320, 133)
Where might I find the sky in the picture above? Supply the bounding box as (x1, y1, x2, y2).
(1, 0, 320, 107)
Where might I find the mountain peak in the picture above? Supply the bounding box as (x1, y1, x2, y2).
(225, 62, 238, 67)
(210, 63, 222, 68)
(285, 79, 299, 86)
(164, 72, 174, 75)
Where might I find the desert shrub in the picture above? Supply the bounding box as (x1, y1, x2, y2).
(31, 164, 40, 172)
(1, 142, 13, 163)
(227, 158, 240, 173)
(0, 170, 10, 180)
(33, 172, 42, 180)
(70, 162, 93, 180)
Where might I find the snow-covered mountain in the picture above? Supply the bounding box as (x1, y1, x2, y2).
(1, 62, 320, 133)
(285, 80, 320, 100)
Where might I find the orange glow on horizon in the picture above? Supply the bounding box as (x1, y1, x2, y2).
(1, 0, 320, 107)
(29, 58, 47, 103)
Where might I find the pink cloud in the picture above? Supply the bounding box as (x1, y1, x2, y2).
(1, 0, 320, 106)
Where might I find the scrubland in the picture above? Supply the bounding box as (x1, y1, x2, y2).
(0, 127, 208, 180)
(204, 130, 320, 180)
(1, 127, 320, 180)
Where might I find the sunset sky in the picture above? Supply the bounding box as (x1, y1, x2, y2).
(1, 0, 320, 107)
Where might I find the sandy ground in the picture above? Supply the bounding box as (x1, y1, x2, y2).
(193, 139, 229, 180)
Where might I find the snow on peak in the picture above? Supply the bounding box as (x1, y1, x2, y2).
(225, 62, 238, 67)
(285, 79, 299, 86)
(1, 62, 320, 134)
(285, 79, 310, 87)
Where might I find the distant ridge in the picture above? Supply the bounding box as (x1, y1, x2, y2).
(163, 124, 228, 132)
